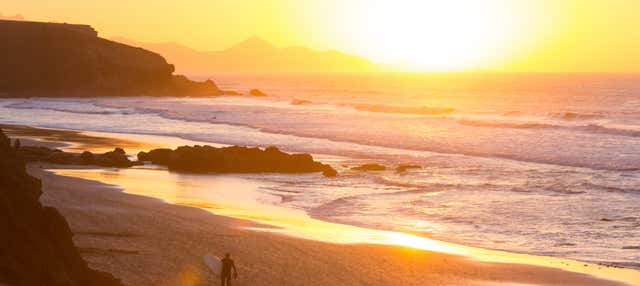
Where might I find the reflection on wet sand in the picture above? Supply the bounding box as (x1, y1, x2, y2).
(52, 167, 640, 286)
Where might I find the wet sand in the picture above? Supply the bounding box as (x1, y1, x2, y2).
(8, 124, 639, 286)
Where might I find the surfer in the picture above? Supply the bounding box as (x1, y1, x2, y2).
(221, 253, 238, 286)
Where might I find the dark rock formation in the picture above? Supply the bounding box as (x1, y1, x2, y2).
(395, 165, 422, 172)
(351, 164, 386, 171)
(0, 19, 223, 97)
(93, 148, 139, 167)
(172, 75, 227, 96)
(0, 129, 124, 286)
(136, 148, 173, 165)
(18, 146, 140, 167)
(222, 90, 243, 96)
(80, 151, 94, 163)
(138, 145, 337, 177)
(321, 167, 338, 177)
(249, 89, 267, 97)
(291, 99, 312, 105)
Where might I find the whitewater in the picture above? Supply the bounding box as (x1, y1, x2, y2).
(1, 73, 639, 267)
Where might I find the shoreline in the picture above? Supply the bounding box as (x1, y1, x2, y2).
(7, 124, 640, 285)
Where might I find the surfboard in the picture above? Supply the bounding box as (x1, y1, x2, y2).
(203, 255, 222, 276)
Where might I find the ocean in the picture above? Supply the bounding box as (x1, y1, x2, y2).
(1, 73, 639, 267)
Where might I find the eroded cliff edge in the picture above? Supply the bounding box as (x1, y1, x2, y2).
(0, 129, 125, 286)
(0, 19, 223, 97)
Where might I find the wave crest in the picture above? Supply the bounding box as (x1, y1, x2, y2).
(352, 104, 454, 115)
(458, 119, 640, 138)
(457, 119, 554, 129)
(550, 112, 603, 120)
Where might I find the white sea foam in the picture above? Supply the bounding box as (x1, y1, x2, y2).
(2, 73, 639, 266)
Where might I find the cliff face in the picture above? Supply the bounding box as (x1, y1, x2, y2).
(0, 129, 124, 286)
(0, 20, 221, 96)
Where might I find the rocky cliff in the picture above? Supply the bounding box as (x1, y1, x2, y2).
(0, 19, 222, 97)
(0, 129, 125, 286)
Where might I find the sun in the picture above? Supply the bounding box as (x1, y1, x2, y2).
(332, 0, 542, 71)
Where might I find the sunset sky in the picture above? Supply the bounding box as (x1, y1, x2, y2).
(3, 0, 639, 72)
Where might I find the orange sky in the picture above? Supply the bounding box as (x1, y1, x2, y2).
(2, 0, 639, 72)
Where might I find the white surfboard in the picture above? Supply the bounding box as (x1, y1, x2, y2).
(203, 255, 222, 276)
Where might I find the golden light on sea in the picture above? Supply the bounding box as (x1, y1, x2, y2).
(51, 167, 640, 285)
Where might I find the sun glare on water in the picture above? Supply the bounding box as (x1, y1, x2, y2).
(332, 0, 544, 71)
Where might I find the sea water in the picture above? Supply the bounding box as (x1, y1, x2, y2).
(1, 73, 639, 267)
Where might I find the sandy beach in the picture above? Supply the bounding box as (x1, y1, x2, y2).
(4, 5, 640, 286)
(5, 125, 639, 286)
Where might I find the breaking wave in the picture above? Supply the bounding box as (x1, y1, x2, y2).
(350, 103, 455, 115)
(457, 119, 640, 138)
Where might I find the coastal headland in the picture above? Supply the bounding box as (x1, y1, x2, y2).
(2, 124, 638, 286)
(0, 19, 243, 97)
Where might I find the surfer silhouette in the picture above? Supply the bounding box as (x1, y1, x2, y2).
(220, 253, 238, 286)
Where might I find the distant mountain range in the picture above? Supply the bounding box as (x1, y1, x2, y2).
(0, 13, 24, 21)
(112, 36, 382, 74)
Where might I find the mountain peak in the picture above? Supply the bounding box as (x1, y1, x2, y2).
(227, 36, 274, 52)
